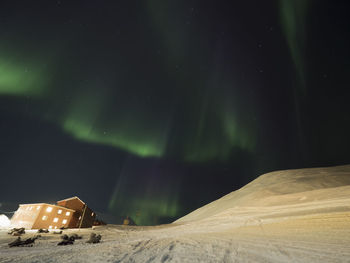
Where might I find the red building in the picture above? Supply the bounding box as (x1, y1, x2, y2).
(56, 196, 96, 228)
(11, 196, 96, 229)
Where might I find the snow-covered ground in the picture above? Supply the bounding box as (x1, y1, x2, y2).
(1, 165, 350, 262)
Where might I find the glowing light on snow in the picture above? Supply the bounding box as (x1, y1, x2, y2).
(0, 214, 11, 228)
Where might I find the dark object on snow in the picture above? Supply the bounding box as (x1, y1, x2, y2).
(62, 235, 70, 240)
(58, 235, 75, 246)
(37, 228, 49, 233)
(53, 231, 63, 234)
(8, 228, 25, 236)
(61, 234, 69, 240)
(86, 233, 101, 244)
(57, 239, 74, 246)
(8, 237, 22, 247)
(61, 234, 75, 241)
(8, 236, 39, 247)
(60, 226, 67, 230)
(58, 233, 82, 245)
(71, 233, 82, 240)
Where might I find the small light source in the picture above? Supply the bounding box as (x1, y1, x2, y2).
(57, 209, 62, 214)
(36, 206, 41, 210)
(53, 218, 59, 223)
(91, 212, 94, 216)
(46, 207, 53, 212)
(42, 215, 48, 220)
(65, 212, 70, 216)
(62, 219, 67, 224)
(54, 226, 57, 229)
(49, 226, 52, 229)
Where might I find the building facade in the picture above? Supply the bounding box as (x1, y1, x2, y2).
(10, 197, 96, 229)
(56, 197, 96, 228)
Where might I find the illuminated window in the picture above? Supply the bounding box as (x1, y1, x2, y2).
(57, 209, 62, 214)
(54, 226, 57, 229)
(42, 216, 48, 220)
(49, 226, 52, 229)
(46, 207, 53, 212)
(37, 206, 41, 210)
(65, 212, 70, 216)
(53, 218, 59, 223)
(62, 219, 67, 224)
(91, 212, 94, 216)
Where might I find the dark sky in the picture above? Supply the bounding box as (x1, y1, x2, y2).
(0, 0, 350, 225)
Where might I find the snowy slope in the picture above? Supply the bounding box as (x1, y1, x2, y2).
(1, 165, 350, 262)
(176, 165, 350, 223)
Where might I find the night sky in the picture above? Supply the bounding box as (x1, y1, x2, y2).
(1, 0, 350, 225)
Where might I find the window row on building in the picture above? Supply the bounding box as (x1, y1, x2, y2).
(25, 206, 41, 211)
(45, 206, 70, 216)
(23, 205, 71, 216)
(41, 216, 67, 224)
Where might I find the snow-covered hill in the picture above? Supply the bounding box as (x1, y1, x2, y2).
(176, 165, 350, 223)
(1, 165, 350, 262)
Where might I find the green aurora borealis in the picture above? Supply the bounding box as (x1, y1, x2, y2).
(0, 1, 256, 224)
(0, 45, 255, 224)
(0, 55, 48, 97)
(0, 3, 257, 164)
(1, 1, 350, 225)
(279, 0, 310, 88)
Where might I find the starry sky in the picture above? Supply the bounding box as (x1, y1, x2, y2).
(1, 0, 350, 225)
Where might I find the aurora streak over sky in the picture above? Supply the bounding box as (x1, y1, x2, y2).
(1, 0, 350, 225)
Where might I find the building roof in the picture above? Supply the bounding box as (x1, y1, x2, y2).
(19, 203, 46, 206)
(56, 196, 86, 205)
(19, 203, 75, 212)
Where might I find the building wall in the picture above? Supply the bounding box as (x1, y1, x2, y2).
(10, 204, 41, 229)
(57, 198, 84, 228)
(81, 206, 96, 228)
(11, 198, 96, 229)
(32, 204, 74, 230)
(68, 211, 80, 228)
(57, 198, 84, 212)
(57, 197, 95, 228)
